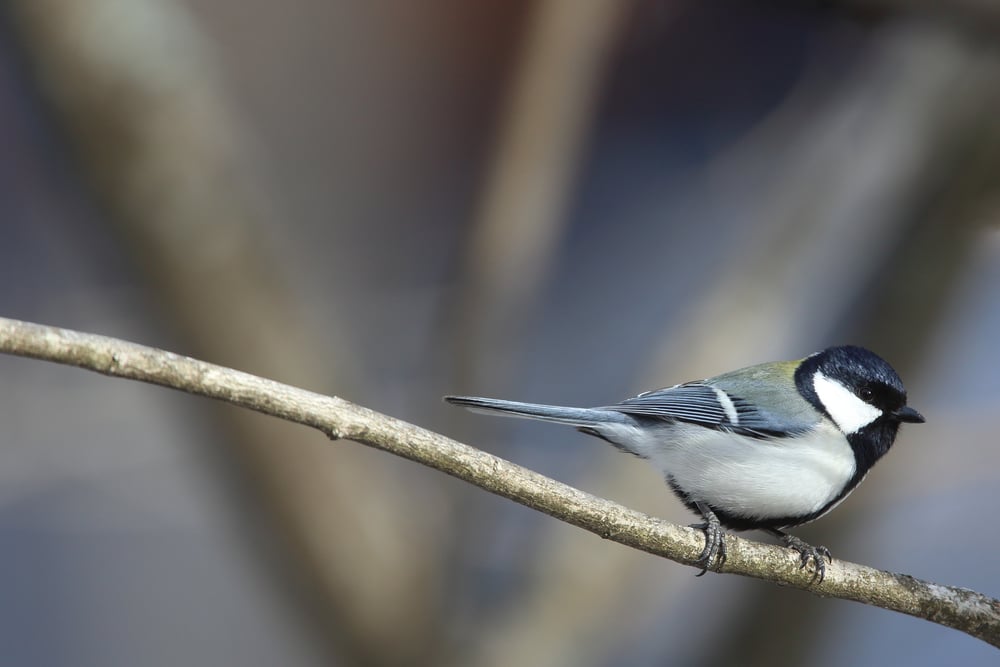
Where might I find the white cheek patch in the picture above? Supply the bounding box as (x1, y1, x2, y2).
(813, 371, 882, 434)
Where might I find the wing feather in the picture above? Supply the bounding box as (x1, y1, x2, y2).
(606, 382, 811, 438)
(607, 383, 731, 426)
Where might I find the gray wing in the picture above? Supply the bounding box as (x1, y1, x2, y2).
(606, 382, 813, 438)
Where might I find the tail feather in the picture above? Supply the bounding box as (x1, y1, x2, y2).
(443, 395, 626, 427)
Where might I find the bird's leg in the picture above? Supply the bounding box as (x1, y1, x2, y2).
(691, 502, 726, 576)
(766, 529, 832, 583)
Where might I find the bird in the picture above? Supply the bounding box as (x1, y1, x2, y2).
(445, 345, 924, 581)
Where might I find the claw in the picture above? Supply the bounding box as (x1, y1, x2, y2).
(770, 530, 832, 583)
(692, 502, 726, 575)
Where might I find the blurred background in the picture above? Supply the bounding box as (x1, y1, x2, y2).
(0, 0, 998, 665)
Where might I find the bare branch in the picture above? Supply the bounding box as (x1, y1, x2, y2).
(1, 315, 997, 647)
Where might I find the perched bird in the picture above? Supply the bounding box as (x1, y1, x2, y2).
(445, 345, 923, 580)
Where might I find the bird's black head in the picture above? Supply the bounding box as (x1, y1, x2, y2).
(795, 345, 924, 473)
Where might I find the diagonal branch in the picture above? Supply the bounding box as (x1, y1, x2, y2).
(0, 315, 997, 647)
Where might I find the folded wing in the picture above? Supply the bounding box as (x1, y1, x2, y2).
(607, 382, 813, 438)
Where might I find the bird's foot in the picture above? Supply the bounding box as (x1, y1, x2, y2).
(691, 503, 726, 576)
(778, 532, 832, 583)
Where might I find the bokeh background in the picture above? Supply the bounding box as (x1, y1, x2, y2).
(1, 1, 999, 665)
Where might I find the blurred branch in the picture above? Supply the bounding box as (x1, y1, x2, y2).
(452, 0, 626, 389)
(2, 316, 999, 649)
(6, 2, 440, 664)
(448, 3, 628, 659)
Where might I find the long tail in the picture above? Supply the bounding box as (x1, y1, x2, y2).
(443, 395, 628, 427)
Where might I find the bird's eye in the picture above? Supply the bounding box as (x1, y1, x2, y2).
(858, 386, 874, 402)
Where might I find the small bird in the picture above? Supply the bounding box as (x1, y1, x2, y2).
(445, 345, 923, 581)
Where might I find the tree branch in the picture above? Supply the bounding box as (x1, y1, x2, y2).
(1, 315, 997, 647)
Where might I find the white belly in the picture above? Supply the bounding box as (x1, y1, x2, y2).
(599, 420, 857, 521)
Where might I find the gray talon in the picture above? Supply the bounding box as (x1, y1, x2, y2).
(769, 530, 831, 583)
(693, 502, 727, 576)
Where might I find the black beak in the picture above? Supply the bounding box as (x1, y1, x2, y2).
(894, 405, 925, 424)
